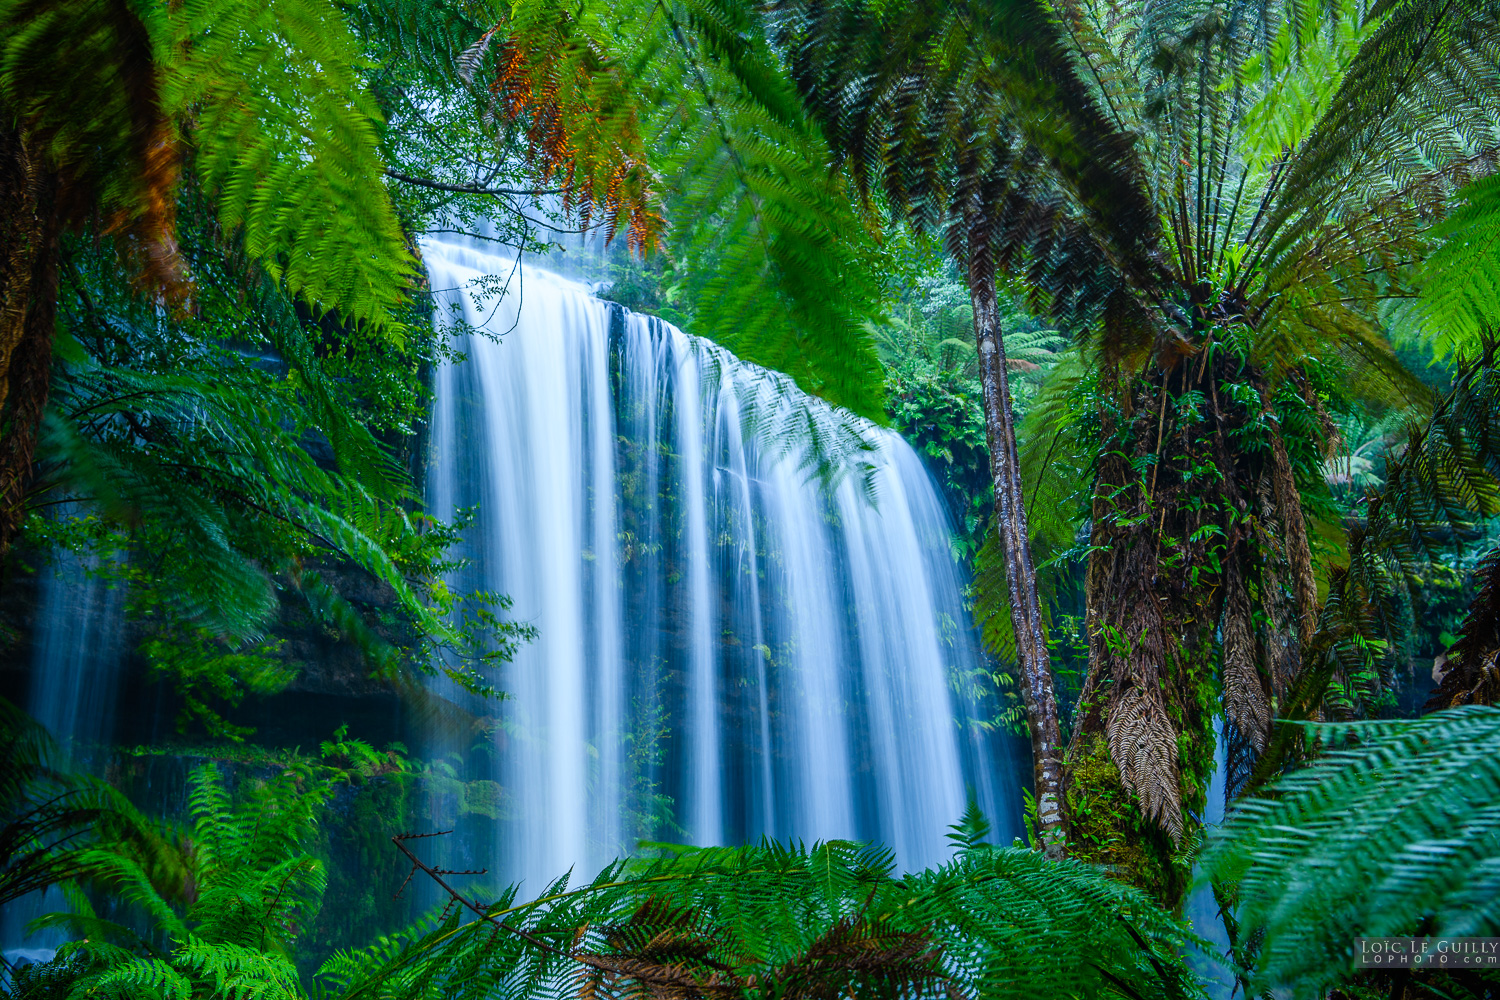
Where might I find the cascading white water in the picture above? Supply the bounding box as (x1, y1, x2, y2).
(24, 550, 127, 761)
(1184, 717, 1234, 998)
(2, 546, 126, 969)
(424, 238, 1022, 889)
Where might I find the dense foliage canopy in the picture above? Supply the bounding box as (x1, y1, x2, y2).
(4, 0, 1500, 997)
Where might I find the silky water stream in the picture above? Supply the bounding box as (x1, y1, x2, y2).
(422, 238, 1024, 889)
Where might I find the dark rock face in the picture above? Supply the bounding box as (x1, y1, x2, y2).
(275, 568, 404, 698)
(0, 544, 494, 970)
(183, 561, 417, 749)
(0, 546, 45, 708)
(0, 547, 416, 751)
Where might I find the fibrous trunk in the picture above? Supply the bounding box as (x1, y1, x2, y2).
(1066, 343, 1317, 900)
(1427, 548, 1500, 710)
(967, 250, 1066, 854)
(0, 123, 60, 555)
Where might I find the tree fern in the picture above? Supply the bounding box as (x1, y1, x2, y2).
(0, 0, 426, 559)
(769, 0, 1500, 865)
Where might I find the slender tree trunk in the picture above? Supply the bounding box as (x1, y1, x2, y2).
(0, 122, 60, 555)
(967, 249, 1066, 855)
(0, 123, 43, 413)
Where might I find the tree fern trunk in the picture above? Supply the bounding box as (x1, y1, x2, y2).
(1065, 357, 1235, 901)
(1061, 346, 1322, 900)
(1426, 548, 1500, 710)
(0, 123, 59, 555)
(0, 124, 42, 412)
(967, 250, 1066, 854)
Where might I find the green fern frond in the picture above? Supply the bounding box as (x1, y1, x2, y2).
(46, 209, 488, 682)
(945, 792, 993, 852)
(1016, 351, 1091, 553)
(350, 0, 489, 89)
(64, 955, 193, 1000)
(320, 840, 1202, 1000)
(176, 940, 304, 1000)
(642, 0, 892, 419)
(1413, 174, 1500, 360)
(0, 699, 133, 908)
(62, 847, 191, 941)
(1203, 707, 1500, 995)
(168, 0, 416, 335)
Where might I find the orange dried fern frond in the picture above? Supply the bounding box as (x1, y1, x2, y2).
(575, 897, 745, 1000)
(465, 4, 664, 255)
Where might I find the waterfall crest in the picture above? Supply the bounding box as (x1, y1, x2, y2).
(423, 238, 1021, 888)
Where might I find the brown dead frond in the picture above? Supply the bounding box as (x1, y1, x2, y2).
(575, 897, 744, 1000)
(1223, 560, 1271, 755)
(767, 913, 964, 1000)
(460, 6, 665, 256)
(574, 898, 963, 1000)
(1106, 686, 1184, 844)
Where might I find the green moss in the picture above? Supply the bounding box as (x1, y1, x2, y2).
(1172, 632, 1220, 826)
(1065, 733, 1191, 903)
(1065, 630, 1221, 907)
(119, 740, 312, 769)
(462, 778, 507, 819)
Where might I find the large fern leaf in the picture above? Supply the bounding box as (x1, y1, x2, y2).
(168, 0, 416, 335)
(1202, 707, 1500, 995)
(319, 840, 1204, 1000)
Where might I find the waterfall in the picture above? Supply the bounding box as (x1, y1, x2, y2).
(1184, 716, 1234, 998)
(23, 548, 127, 761)
(2, 545, 127, 970)
(423, 238, 1022, 890)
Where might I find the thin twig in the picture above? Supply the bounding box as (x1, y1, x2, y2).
(386, 169, 564, 197)
(391, 832, 566, 956)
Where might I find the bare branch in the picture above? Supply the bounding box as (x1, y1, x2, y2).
(391, 831, 565, 955)
(385, 169, 564, 197)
